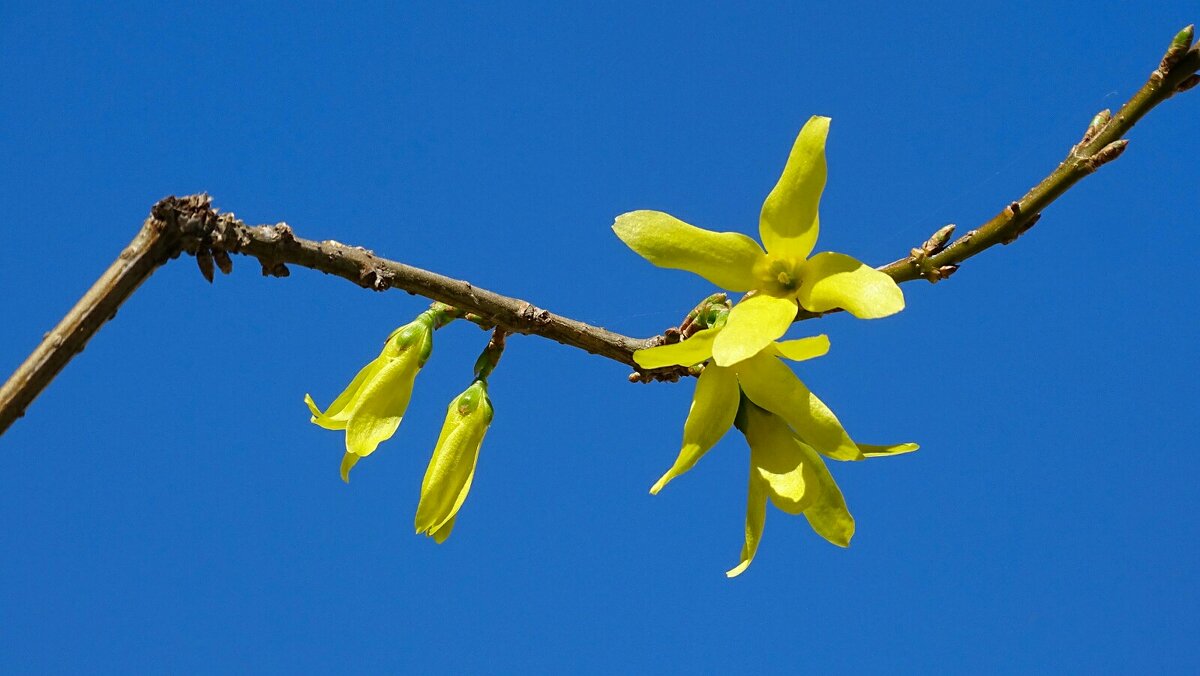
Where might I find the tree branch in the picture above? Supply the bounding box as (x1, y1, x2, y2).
(0, 27, 1196, 436)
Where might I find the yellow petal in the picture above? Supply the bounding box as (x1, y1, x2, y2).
(735, 352, 863, 461)
(612, 210, 765, 292)
(340, 452, 359, 483)
(633, 327, 720, 369)
(415, 383, 491, 536)
(711, 294, 798, 367)
(726, 466, 769, 578)
(797, 252, 904, 319)
(431, 515, 456, 544)
(650, 364, 739, 494)
(738, 402, 821, 515)
(801, 443, 855, 547)
(859, 442, 920, 457)
(770, 334, 830, 363)
(344, 349, 422, 457)
(759, 116, 829, 260)
(305, 356, 385, 430)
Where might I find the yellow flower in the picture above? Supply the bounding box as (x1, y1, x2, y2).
(415, 380, 494, 543)
(635, 327, 916, 493)
(614, 116, 904, 367)
(635, 327, 916, 576)
(305, 312, 438, 482)
(729, 400, 860, 578)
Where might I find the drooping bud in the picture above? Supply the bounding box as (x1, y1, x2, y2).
(415, 380, 494, 542)
(305, 304, 454, 482)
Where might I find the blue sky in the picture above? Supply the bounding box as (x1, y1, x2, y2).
(2, 2, 1198, 672)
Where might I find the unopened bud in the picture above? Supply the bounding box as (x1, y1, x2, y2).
(415, 380, 494, 543)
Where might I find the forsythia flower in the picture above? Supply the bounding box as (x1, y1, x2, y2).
(415, 380, 494, 543)
(635, 326, 916, 576)
(729, 399, 856, 577)
(305, 312, 437, 482)
(634, 326, 916, 493)
(613, 115, 904, 367)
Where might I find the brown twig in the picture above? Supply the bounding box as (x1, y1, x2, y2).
(0, 26, 1197, 436)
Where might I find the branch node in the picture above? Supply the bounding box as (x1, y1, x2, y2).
(517, 301, 552, 325)
(1001, 212, 1042, 245)
(273, 223, 296, 243)
(357, 267, 391, 291)
(908, 237, 959, 283)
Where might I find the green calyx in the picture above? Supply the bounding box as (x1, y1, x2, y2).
(454, 380, 493, 422)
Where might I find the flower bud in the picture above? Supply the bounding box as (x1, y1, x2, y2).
(304, 312, 439, 482)
(415, 380, 494, 543)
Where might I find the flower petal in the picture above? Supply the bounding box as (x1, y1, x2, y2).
(344, 350, 422, 457)
(430, 515, 456, 544)
(633, 327, 720, 369)
(305, 356, 385, 430)
(738, 402, 821, 515)
(735, 352, 863, 461)
(711, 294, 798, 367)
(859, 442, 920, 457)
(770, 335, 830, 363)
(612, 210, 765, 291)
(801, 440, 855, 547)
(759, 116, 829, 260)
(726, 465, 769, 579)
(339, 451, 359, 483)
(797, 252, 904, 319)
(650, 364, 739, 494)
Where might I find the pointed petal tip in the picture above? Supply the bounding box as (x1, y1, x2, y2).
(304, 393, 323, 418)
(340, 452, 359, 483)
(725, 560, 751, 578)
(859, 442, 920, 458)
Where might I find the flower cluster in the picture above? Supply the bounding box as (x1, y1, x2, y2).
(304, 303, 501, 543)
(302, 115, 917, 575)
(616, 116, 918, 576)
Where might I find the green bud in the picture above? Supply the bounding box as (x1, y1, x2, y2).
(1161, 25, 1196, 72)
(1171, 24, 1195, 52)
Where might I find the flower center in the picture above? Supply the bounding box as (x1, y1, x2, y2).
(754, 255, 802, 295)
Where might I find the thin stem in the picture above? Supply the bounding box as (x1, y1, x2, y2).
(474, 329, 509, 382)
(0, 209, 183, 434)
